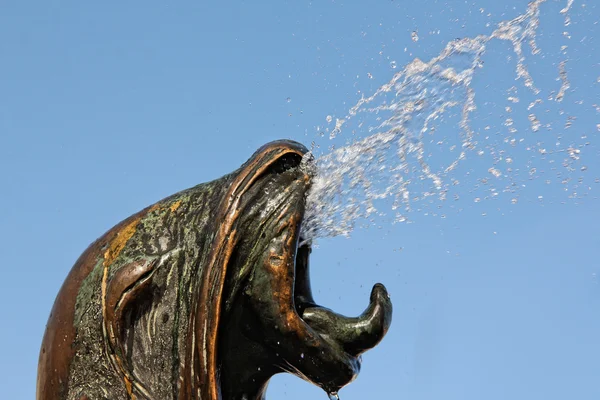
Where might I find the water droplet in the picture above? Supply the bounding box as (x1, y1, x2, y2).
(411, 31, 419, 42)
(390, 60, 397, 69)
(528, 114, 541, 131)
(488, 168, 502, 178)
(286, 97, 291, 103)
(300, 353, 304, 359)
(326, 115, 333, 123)
(328, 392, 340, 400)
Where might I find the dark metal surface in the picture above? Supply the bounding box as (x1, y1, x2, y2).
(37, 140, 392, 400)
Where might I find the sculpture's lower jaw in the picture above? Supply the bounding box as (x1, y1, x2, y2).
(271, 238, 392, 394)
(290, 275, 393, 393)
(226, 226, 392, 396)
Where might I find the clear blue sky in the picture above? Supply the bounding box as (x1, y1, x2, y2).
(1, 1, 599, 399)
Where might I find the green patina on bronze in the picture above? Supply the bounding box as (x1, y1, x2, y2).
(37, 140, 393, 400)
(73, 259, 104, 327)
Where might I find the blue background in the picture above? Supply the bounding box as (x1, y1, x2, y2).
(1, 1, 598, 399)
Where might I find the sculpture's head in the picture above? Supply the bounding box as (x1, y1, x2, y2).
(37, 140, 392, 400)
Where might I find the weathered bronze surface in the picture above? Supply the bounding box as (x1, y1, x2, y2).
(37, 140, 393, 400)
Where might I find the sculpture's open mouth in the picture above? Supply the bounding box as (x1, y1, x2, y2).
(291, 242, 393, 393)
(229, 141, 393, 394)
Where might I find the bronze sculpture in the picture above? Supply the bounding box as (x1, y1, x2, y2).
(37, 140, 393, 400)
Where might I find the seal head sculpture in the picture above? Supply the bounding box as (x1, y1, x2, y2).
(37, 140, 393, 400)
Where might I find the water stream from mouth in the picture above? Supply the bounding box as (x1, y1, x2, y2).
(299, 0, 595, 243)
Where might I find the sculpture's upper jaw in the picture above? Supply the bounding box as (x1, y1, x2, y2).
(221, 140, 393, 396)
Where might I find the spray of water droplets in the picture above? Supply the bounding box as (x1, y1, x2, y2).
(299, 0, 589, 242)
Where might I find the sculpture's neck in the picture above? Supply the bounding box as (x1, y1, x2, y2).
(218, 293, 278, 400)
(219, 374, 270, 400)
